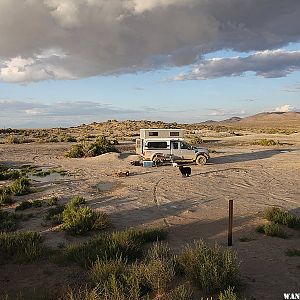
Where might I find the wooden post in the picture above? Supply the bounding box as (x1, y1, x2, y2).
(228, 200, 233, 246)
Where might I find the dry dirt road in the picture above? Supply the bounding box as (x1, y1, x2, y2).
(0, 132, 299, 299)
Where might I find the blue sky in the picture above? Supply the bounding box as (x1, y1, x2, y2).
(0, 1, 300, 128)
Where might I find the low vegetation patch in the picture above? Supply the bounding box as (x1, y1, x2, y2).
(64, 227, 167, 266)
(218, 286, 238, 300)
(264, 207, 300, 230)
(62, 196, 109, 235)
(65, 136, 118, 158)
(256, 223, 287, 239)
(47, 196, 59, 206)
(0, 169, 21, 181)
(239, 236, 256, 242)
(189, 135, 203, 145)
(9, 177, 31, 196)
(177, 240, 240, 293)
(285, 249, 300, 257)
(251, 139, 279, 146)
(0, 210, 18, 232)
(15, 199, 43, 211)
(0, 187, 13, 206)
(0, 231, 43, 262)
(32, 168, 68, 177)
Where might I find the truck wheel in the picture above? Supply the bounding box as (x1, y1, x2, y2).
(152, 155, 162, 166)
(196, 155, 207, 165)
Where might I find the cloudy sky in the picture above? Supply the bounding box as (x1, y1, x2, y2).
(0, 0, 300, 128)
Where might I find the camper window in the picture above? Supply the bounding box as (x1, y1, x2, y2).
(146, 142, 168, 149)
(149, 132, 159, 136)
(170, 132, 179, 137)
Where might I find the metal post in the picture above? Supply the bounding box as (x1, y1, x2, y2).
(228, 200, 233, 246)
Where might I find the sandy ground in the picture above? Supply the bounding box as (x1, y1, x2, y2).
(0, 132, 300, 299)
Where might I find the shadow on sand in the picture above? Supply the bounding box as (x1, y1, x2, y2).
(209, 149, 295, 165)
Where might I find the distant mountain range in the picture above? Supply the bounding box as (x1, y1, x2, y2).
(201, 112, 300, 129)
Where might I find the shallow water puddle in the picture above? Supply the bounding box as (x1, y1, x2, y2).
(28, 172, 68, 183)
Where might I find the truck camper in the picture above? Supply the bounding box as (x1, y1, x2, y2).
(136, 129, 209, 165)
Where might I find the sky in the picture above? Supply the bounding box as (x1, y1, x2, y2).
(0, 0, 300, 128)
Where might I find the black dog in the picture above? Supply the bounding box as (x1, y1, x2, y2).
(179, 166, 191, 177)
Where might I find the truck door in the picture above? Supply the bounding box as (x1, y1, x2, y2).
(179, 141, 194, 160)
(170, 141, 181, 160)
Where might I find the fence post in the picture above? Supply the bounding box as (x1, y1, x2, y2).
(228, 200, 233, 246)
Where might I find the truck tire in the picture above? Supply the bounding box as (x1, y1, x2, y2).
(196, 155, 207, 165)
(152, 154, 163, 166)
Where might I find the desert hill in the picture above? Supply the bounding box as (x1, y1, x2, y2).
(221, 112, 300, 129)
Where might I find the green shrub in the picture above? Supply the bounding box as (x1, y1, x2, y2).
(62, 205, 109, 235)
(15, 200, 32, 211)
(285, 249, 300, 257)
(65, 144, 85, 158)
(47, 196, 58, 206)
(0, 231, 43, 262)
(65, 137, 118, 158)
(32, 200, 43, 208)
(64, 228, 167, 266)
(0, 188, 12, 206)
(69, 196, 86, 207)
(10, 177, 30, 196)
(0, 210, 18, 232)
(32, 170, 51, 177)
(264, 207, 300, 230)
(256, 223, 287, 239)
(189, 135, 203, 145)
(178, 240, 240, 293)
(218, 286, 237, 300)
(0, 170, 21, 180)
(89, 255, 127, 284)
(62, 197, 109, 235)
(164, 284, 193, 300)
(144, 254, 175, 295)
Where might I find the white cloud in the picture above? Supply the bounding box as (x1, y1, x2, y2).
(0, 53, 76, 83)
(173, 50, 300, 80)
(274, 104, 295, 112)
(207, 108, 247, 117)
(1, 1, 300, 83)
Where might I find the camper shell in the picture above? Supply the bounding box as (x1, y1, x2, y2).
(136, 129, 209, 165)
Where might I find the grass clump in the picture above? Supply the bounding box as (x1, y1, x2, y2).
(47, 196, 59, 206)
(89, 242, 176, 299)
(15, 200, 33, 211)
(0, 188, 13, 206)
(0, 169, 21, 181)
(256, 223, 287, 239)
(64, 227, 167, 266)
(65, 136, 118, 158)
(62, 196, 109, 235)
(9, 177, 31, 196)
(177, 240, 240, 293)
(252, 139, 278, 146)
(89, 255, 126, 284)
(218, 286, 237, 300)
(264, 207, 300, 230)
(0, 231, 43, 262)
(285, 249, 300, 257)
(0, 210, 18, 232)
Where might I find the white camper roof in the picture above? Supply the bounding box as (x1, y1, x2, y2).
(140, 129, 184, 139)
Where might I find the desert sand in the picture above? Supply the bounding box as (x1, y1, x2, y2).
(0, 129, 299, 299)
